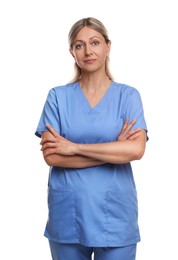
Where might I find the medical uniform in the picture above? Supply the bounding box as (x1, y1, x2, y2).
(35, 81, 148, 249)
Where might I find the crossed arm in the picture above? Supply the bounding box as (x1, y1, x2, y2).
(40, 119, 147, 168)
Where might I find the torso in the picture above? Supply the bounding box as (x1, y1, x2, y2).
(37, 81, 147, 247)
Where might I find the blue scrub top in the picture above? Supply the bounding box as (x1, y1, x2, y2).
(35, 81, 148, 247)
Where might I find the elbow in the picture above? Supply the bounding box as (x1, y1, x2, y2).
(44, 155, 55, 166)
(43, 154, 65, 167)
(133, 146, 145, 161)
(134, 132, 147, 160)
(134, 151, 144, 161)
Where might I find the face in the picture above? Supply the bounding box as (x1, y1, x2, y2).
(70, 26, 111, 73)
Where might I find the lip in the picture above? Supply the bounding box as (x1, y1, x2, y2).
(84, 59, 96, 64)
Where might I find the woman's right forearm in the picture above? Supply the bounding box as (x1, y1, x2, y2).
(44, 153, 105, 168)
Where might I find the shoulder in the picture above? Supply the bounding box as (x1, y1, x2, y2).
(51, 82, 77, 94)
(47, 82, 77, 99)
(112, 81, 143, 105)
(112, 81, 139, 96)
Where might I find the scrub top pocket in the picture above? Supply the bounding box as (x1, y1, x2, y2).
(44, 188, 77, 243)
(106, 189, 140, 246)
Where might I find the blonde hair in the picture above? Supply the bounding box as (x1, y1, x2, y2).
(68, 17, 113, 82)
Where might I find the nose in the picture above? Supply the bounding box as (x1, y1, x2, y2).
(85, 43, 93, 56)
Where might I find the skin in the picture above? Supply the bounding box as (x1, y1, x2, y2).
(41, 119, 146, 167)
(40, 26, 147, 167)
(70, 26, 112, 108)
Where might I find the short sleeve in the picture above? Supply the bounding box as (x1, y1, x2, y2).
(35, 88, 60, 138)
(124, 88, 148, 140)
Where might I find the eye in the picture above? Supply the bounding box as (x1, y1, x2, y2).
(75, 43, 84, 49)
(91, 41, 100, 46)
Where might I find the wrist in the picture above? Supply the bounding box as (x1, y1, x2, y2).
(72, 143, 80, 155)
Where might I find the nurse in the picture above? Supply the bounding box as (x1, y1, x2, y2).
(35, 17, 148, 260)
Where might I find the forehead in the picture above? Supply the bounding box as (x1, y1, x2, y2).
(74, 26, 104, 41)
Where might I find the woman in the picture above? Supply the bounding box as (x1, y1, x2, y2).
(35, 17, 148, 260)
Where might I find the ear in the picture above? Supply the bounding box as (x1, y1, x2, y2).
(69, 49, 75, 58)
(107, 40, 111, 56)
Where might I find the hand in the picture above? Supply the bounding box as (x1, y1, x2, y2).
(117, 118, 142, 141)
(40, 125, 78, 156)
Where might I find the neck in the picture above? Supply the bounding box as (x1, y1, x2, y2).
(79, 73, 111, 93)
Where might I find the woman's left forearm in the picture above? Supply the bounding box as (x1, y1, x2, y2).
(75, 130, 146, 164)
(42, 124, 146, 164)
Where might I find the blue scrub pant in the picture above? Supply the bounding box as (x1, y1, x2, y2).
(49, 240, 137, 260)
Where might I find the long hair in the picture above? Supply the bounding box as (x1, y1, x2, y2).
(68, 17, 113, 82)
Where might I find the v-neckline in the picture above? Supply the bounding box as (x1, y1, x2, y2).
(75, 81, 113, 112)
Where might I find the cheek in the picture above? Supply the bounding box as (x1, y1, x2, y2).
(96, 46, 108, 57)
(98, 50, 108, 62)
(74, 57, 81, 65)
(72, 52, 83, 63)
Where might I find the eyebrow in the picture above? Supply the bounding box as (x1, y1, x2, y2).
(73, 36, 100, 44)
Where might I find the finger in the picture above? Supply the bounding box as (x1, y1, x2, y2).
(46, 125, 60, 138)
(127, 128, 141, 136)
(122, 118, 129, 131)
(118, 118, 129, 139)
(124, 127, 141, 139)
(46, 125, 67, 142)
(128, 133, 140, 140)
(43, 148, 56, 157)
(40, 136, 55, 145)
(126, 119, 136, 131)
(120, 118, 135, 136)
(41, 142, 56, 151)
(127, 128, 142, 140)
(118, 127, 141, 141)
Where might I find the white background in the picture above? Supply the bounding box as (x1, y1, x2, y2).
(0, 0, 177, 259)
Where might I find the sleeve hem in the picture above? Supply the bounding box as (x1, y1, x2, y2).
(35, 131, 42, 138)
